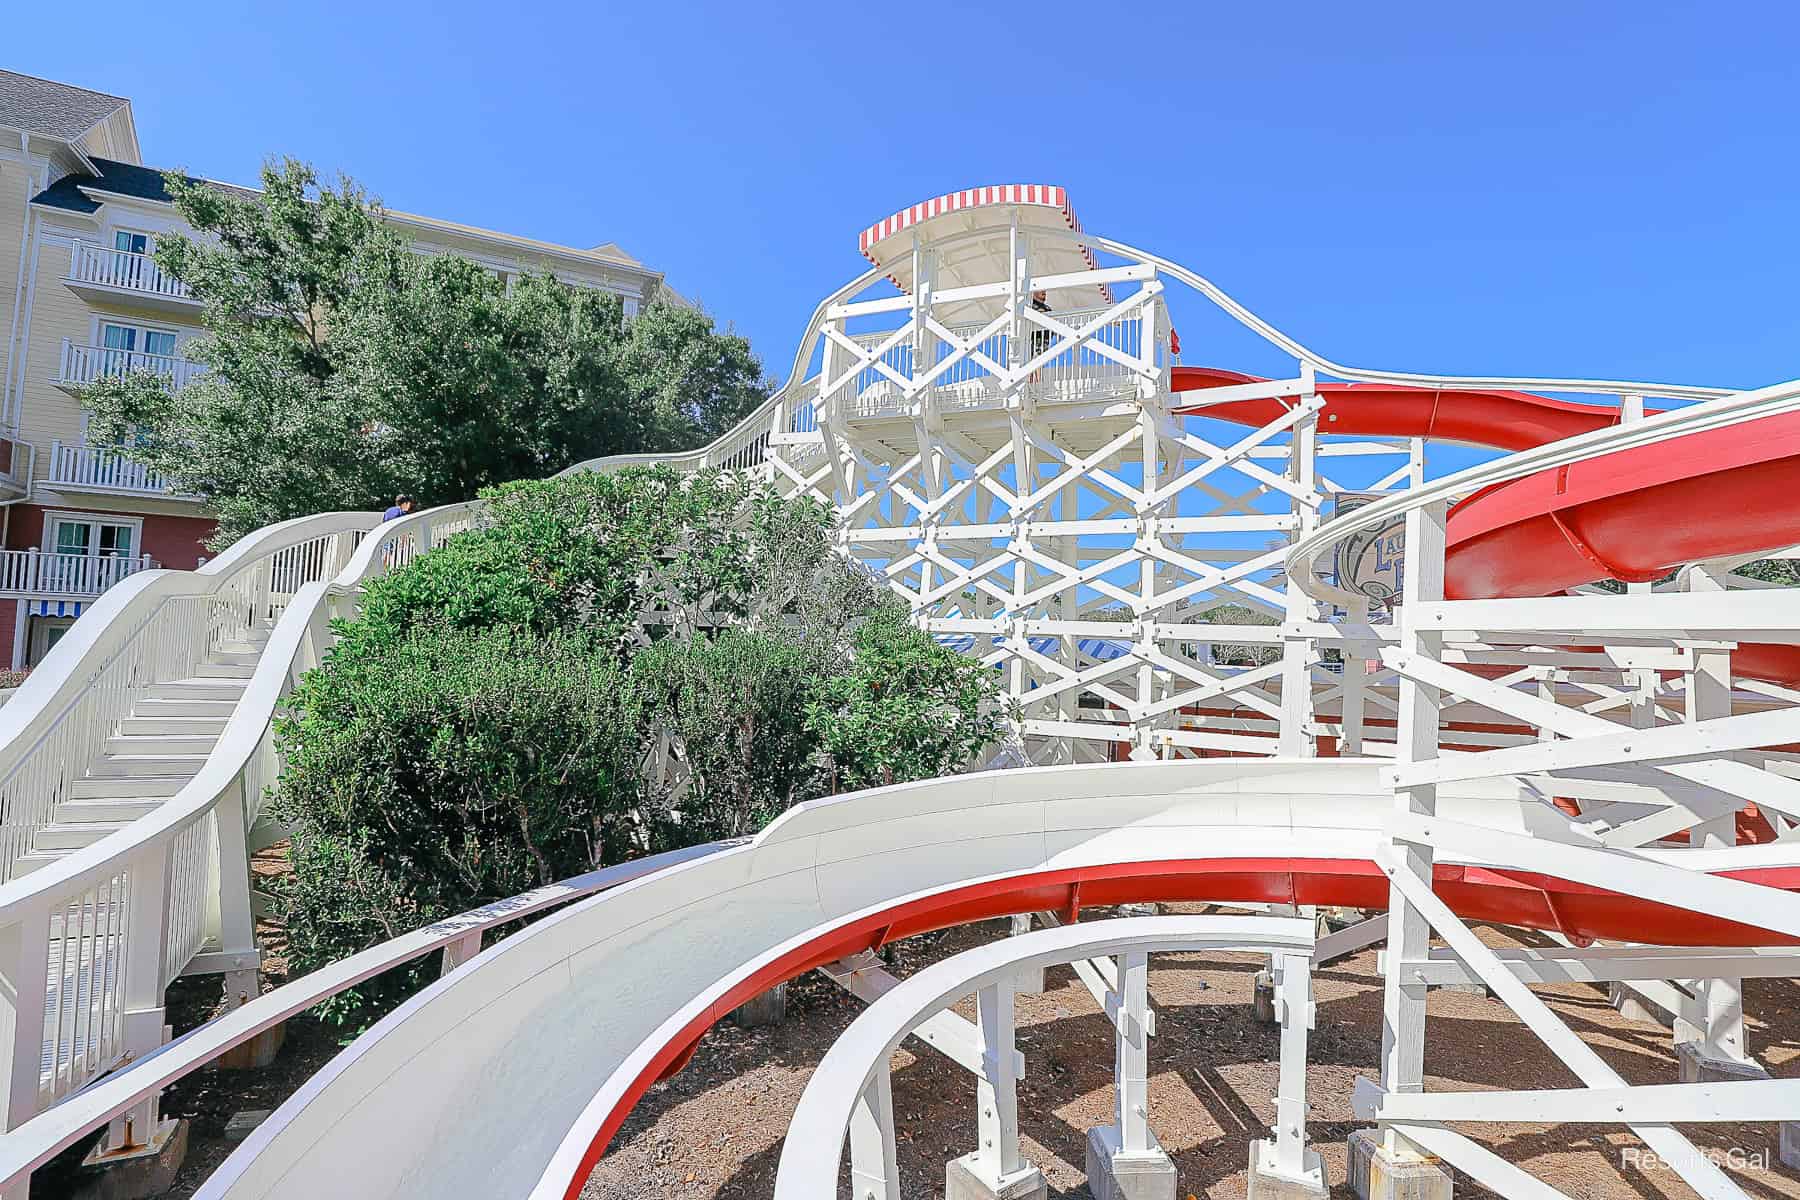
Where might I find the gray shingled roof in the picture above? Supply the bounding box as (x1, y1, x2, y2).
(0, 69, 128, 142)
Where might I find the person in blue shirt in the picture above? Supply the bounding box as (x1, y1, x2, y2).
(383, 494, 415, 522)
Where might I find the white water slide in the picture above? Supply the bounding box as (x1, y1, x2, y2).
(4, 185, 1800, 1200)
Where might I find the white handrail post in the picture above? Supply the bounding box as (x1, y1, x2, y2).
(439, 931, 482, 977)
(211, 782, 259, 1003)
(0, 916, 51, 1134)
(848, 1066, 900, 1200)
(102, 847, 173, 1154)
(1376, 498, 1445, 1158)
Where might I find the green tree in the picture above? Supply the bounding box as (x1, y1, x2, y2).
(81, 159, 770, 545)
(807, 601, 1007, 791)
(274, 626, 643, 1027)
(274, 471, 1005, 1029)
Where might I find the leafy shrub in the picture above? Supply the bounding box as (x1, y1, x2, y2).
(631, 629, 822, 843)
(344, 466, 847, 657)
(808, 602, 1006, 791)
(274, 625, 641, 1024)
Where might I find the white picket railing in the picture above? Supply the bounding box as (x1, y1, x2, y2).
(48, 442, 186, 497)
(0, 551, 156, 598)
(65, 244, 193, 303)
(57, 340, 205, 395)
(0, 509, 393, 1136)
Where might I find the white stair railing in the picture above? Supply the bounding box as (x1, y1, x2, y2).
(0, 510, 386, 1137)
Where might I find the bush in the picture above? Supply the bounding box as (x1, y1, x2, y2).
(808, 602, 1006, 791)
(275, 471, 1007, 1030)
(632, 629, 822, 844)
(344, 466, 848, 657)
(273, 625, 642, 1024)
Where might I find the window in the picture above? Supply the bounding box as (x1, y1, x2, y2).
(99, 321, 178, 376)
(51, 516, 135, 559)
(111, 230, 154, 290)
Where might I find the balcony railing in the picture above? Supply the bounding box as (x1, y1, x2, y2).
(0, 550, 157, 597)
(66, 242, 194, 303)
(57, 339, 204, 394)
(48, 441, 187, 497)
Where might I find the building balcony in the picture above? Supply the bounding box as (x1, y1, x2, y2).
(0, 549, 157, 598)
(64, 242, 199, 316)
(48, 441, 198, 501)
(56, 339, 204, 396)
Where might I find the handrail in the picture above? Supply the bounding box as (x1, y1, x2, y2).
(0, 503, 480, 913)
(1284, 375, 1800, 608)
(0, 841, 726, 1192)
(565, 229, 1737, 484)
(0, 507, 443, 1123)
(773, 914, 1315, 1197)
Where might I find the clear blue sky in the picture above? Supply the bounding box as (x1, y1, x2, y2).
(13, 3, 1800, 392)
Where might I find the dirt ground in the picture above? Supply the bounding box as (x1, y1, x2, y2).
(580, 905, 1800, 1200)
(32, 894, 1800, 1198)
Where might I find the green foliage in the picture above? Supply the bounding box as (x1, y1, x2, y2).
(81, 159, 770, 546)
(1199, 603, 1280, 667)
(1736, 558, 1800, 586)
(276, 472, 1004, 1030)
(631, 631, 821, 843)
(274, 626, 642, 1022)
(808, 602, 1007, 791)
(341, 466, 853, 657)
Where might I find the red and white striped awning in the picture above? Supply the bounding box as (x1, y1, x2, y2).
(858, 185, 1112, 320)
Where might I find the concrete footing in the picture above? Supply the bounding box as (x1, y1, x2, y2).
(1608, 982, 1672, 1026)
(1085, 1125, 1176, 1200)
(224, 1109, 273, 1142)
(1782, 1120, 1800, 1171)
(730, 982, 787, 1028)
(1347, 1129, 1453, 1200)
(1247, 1137, 1328, 1199)
(945, 1152, 1048, 1200)
(1676, 1040, 1766, 1084)
(1252, 968, 1277, 1024)
(1007, 915, 1045, 994)
(74, 1119, 188, 1200)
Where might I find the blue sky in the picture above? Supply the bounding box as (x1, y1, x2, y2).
(13, 3, 1800, 393)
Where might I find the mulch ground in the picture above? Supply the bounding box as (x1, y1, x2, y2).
(33, 890, 1800, 1198)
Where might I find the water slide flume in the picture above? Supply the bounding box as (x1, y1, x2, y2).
(1175, 366, 1800, 685)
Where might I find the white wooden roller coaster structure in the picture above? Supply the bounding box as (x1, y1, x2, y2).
(0, 185, 1798, 1198)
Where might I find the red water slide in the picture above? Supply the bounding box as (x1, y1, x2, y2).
(1172, 366, 1800, 686)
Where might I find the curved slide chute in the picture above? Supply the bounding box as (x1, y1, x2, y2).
(198, 761, 1800, 1200)
(1172, 366, 1800, 685)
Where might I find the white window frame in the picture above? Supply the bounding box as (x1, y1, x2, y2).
(40, 510, 145, 560)
(92, 316, 184, 357)
(109, 226, 156, 256)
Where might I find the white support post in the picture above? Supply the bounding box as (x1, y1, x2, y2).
(974, 977, 1025, 1180)
(1111, 950, 1152, 1154)
(1378, 500, 1446, 1156)
(1085, 948, 1173, 1199)
(1253, 950, 1327, 1195)
(1341, 599, 1371, 755)
(950, 974, 1045, 1198)
(850, 1066, 901, 1200)
(104, 847, 174, 1155)
(1279, 364, 1321, 756)
(1680, 566, 1756, 1075)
